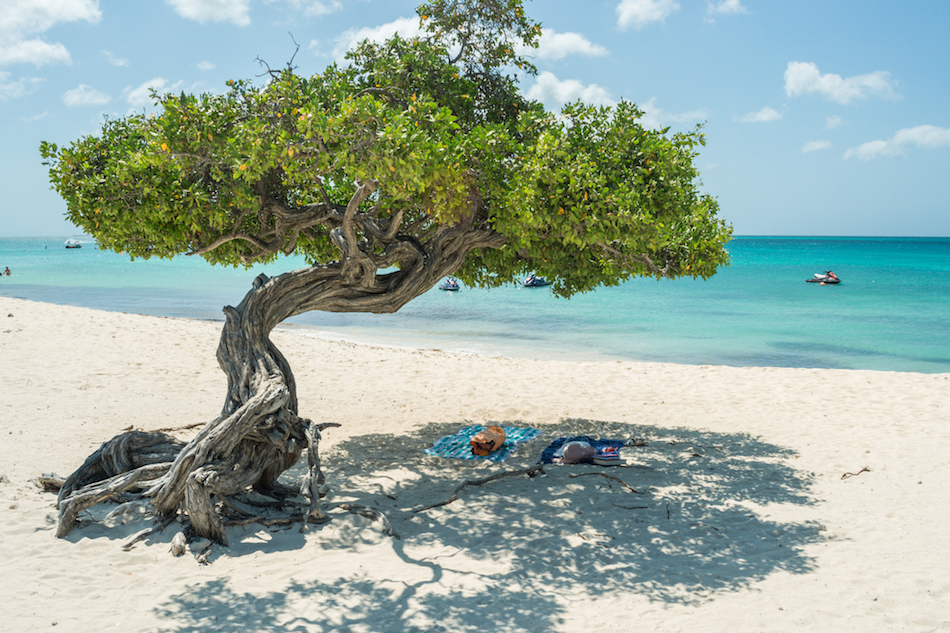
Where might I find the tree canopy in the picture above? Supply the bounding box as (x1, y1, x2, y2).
(41, 0, 732, 545)
(40, 0, 730, 300)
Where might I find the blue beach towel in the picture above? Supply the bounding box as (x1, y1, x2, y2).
(539, 436, 626, 464)
(423, 425, 543, 462)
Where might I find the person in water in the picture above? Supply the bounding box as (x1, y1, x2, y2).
(3, 267, 9, 276)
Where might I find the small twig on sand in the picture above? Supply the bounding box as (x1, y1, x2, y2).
(570, 471, 645, 494)
(152, 421, 206, 433)
(413, 464, 545, 513)
(611, 503, 648, 510)
(841, 466, 871, 480)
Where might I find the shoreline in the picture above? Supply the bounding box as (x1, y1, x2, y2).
(276, 320, 625, 365)
(5, 232, 950, 374)
(4, 290, 947, 372)
(2, 296, 949, 631)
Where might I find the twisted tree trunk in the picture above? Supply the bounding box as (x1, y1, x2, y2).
(56, 220, 504, 544)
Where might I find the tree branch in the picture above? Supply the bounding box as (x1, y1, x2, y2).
(412, 464, 544, 513)
(597, 241, 678, 277)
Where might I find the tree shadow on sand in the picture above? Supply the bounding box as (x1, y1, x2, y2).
(153, 419, 825, 632)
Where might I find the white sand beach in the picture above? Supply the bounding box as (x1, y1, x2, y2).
(2, 296, 948, 632)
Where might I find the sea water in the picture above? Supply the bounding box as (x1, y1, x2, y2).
(2, 236, 949, 373)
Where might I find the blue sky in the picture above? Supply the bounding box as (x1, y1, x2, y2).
(2, 0, 948, 237)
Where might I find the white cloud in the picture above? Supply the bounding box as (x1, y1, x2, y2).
(735, 106, 781, 123)
(784, 61, 897, 105)
(525, 71, 616, 110)
(844, 125, 950, 160)
(617, 0, 679, 30)
(638, 97, 707, 130)
(705, 0, 748, 22)
(826, 115, 843, 129)
(0, 0, 101, 41)
(63, 84, 111, 106)
(24, 111, 51, 123)
(0, 0, 101, 66)
(802, 140, 831, 153)
(101, 50, 129, 67)
(531, 29, 608, 61)
(166, 0, 251, 26)
(0, 70, 44, 100)
(0, 39, 71, 66)
(124, 77, 180, 108)
(197, 61, 216, 71)
(331, 17, 423, 62)
(844, 140, 887, 161)
(709, 0, 748, 14)
(273, 0, 342, 18)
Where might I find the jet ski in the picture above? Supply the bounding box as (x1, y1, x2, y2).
(806, 271, 841, 284)
(522, 274, 550, 287)
(439, 277, 460, 291)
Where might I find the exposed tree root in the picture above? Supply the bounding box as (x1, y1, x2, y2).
(57, 463, 171, 538)
(57, 431, 185, 506)
(35, 473, 65, 493)
(123, 513, 179, 551)
(55, 416, 342, 543)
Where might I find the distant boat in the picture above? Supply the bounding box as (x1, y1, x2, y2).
(806, 270, 840, 285)
(64, 240, 82, 249)
(439, 277, 460, 291)
(522, 274, 550, 287)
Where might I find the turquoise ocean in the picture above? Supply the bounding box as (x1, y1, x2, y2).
(2, 236, 949, 373)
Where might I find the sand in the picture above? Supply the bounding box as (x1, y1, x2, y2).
(1, 295, 949, 632)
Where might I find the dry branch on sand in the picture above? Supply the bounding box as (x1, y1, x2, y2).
(413, 465, 546, 513)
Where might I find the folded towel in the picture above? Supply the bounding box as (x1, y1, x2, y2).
(539, 436, 626, 464)
(423, 425, 543, 462)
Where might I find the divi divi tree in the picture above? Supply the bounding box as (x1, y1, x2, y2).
(41, 0, 731, 544)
